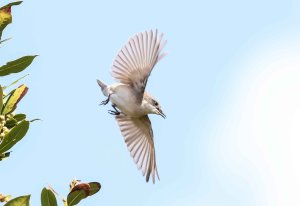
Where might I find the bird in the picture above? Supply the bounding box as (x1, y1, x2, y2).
(97, 29, 167, 183)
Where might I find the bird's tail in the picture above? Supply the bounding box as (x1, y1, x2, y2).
(96, 79, 109, 96)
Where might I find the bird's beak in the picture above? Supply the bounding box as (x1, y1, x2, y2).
(157, 108, 166, 119)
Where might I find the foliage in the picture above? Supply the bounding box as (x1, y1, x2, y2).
(0, 1, 22, 41)
(4, 195, 30, 206)
(41, 188, 58, 206)
(0, 2, 101, 206)
(0, 56, 37, 76)
(41, 180, 101, 206)
(0, 1, 35, 162)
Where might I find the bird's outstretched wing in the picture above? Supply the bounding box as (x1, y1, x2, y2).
(115, 114, 159, 183)
(111, 30, 166, 103)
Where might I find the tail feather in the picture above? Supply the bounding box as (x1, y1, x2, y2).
(96, 79, 108, 96)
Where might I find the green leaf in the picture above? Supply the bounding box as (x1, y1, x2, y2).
(0, 56, 37, 76)
(88, 182, 101, 196)
(41, 188, 58, 206)
(0, 1, 23, 10)
(0, 120, 29, 154)
(13, 114, 26, 122)
(2, 84, 28, 114)
(2, 89, 14, 110)
(67, 182, 100, 206)
(67, 190, 87, 206)
(0, 86, 3, 113)
(4, 195, 30, 206)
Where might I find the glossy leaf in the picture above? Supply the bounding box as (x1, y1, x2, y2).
(70, 183, 90, 196)
(67, 182, 101, 206)
(0, 1, 23, 10)
(67, 190, 87, 206)
(13, 114, 26, 122)
(41, 188, 58, 206)
(4, 195, 30, 206)
(0, 55, 37, 76)
(0, 86, 3, 112)
(88, 182, 101, 196)
(0, 120, 29, 153)
(2, 84, 28, 114)
(2, 88, 14, 103)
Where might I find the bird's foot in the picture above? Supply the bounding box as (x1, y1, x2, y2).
(99, 94, 111, 105)
(100, 99, 109, 105)
(108, 110, 120, 115)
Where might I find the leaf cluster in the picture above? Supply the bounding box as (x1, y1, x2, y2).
(41, 180, 101, 206)
(0, 1, 36, 162)
(1, 2, 101, 206)
(1, 180, 101, 206)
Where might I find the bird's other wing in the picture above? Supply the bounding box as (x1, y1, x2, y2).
(115, 114, 159, 183)
(111, 30, 167, 103)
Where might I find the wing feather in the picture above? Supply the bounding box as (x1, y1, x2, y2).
(115, 115, 159, 183)
(141, 142, 149, 175)
(111, 30, 167, 103)
(135, 137, 147, 167)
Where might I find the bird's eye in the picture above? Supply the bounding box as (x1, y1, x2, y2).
(154, 102, 158, 106)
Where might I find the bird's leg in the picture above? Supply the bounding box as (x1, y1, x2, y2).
(100, 94, 111, 105)
(108, 104, 121, 115)
(112, 104, 119, 112)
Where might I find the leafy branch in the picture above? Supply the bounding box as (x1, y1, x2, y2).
(0, 1, 36, 162)
(42, 179, 101, 206)
(0, 2, 102, 206)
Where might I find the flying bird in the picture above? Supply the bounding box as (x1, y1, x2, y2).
(97, 30, 167, 183)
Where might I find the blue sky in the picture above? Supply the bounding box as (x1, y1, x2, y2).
(1, 0, 300, 205)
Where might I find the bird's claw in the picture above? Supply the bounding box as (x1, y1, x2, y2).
(108, 110, 120, 115)
(100, 98, 109, 105)
(99, 94, 111, 105)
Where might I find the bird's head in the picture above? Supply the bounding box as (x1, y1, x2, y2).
(143, 92, 166, 118)
(149, 98, 166, 119)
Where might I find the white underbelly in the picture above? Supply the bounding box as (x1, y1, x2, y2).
(109, 84, 144, 116)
